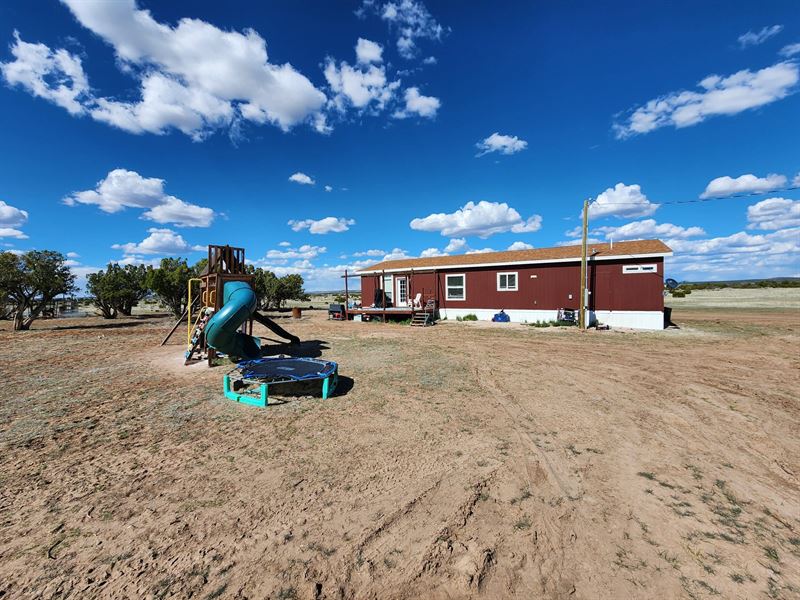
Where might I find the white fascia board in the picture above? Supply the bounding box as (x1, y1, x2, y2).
(355, 252, 673, 275)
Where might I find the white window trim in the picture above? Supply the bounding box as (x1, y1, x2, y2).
(623, 263, 658, 274)
(497, 271, 519, 291)
(445, 273, 466, 301)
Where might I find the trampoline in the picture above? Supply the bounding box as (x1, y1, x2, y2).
(223, 356, 338, 407)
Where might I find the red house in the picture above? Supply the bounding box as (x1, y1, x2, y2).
(350, 239, 673, 329)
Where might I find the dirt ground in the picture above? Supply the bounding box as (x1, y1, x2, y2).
(1, 296, 798, 599)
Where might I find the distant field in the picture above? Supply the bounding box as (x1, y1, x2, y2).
(667, 286, 800, 309)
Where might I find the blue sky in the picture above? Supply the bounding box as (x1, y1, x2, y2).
(0, 0, 798, 290)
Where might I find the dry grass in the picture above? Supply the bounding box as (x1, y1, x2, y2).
(0, 296, 798, 599)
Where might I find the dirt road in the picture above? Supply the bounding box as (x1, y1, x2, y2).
(1, 305, 798, 599)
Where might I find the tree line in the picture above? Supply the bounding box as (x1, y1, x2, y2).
(0, 250, 308, 331)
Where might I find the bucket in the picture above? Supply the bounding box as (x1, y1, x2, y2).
(291, 307, 302, 319)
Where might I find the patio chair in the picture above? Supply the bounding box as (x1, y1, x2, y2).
(412, 293, 422, 309)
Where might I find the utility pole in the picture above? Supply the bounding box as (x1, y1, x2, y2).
(579, 198, 589, 330)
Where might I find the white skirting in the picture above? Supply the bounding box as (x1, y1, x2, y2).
(439, 308, 664, 330)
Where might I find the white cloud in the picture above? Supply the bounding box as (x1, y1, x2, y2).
(588, 183, 659, 219)
(614, 61, 799, 138)
(0, 200, 29, 228)
(444, 238, 467, 253)
(66, 251, 80, 258)
(410, 200, 542, 238)
(289, 172, 315, 185)
(780, 43, 800, 58)
(667, 227, 799, 279)
(592, 219, 705, 240)
(324, 185, 333, 192)
(112, 227, 205, 256)
(278, 241, 291, 247)
(746, 197, 800, 230)
(63, 168, 214, 227)
(355, 38, 383, 64)
(2, 2, 327, 139)
(382, 247, 411, 260)
(700, 172, 787, 198)
(0, 228, 28, 239)
(422, 56, 437, 65)
(288, 216, 355, 234)
(0, 31, 90, 116)
(508, 241, 534, 251)
(466, 247, 495, 254)
(794, 173, 800, 187)
(738, 25, 783, 48)
(359, 1, 445, 59)
(353, 248, 386, 257)
(324, 53, 400, 115)
(475, 132, 528, 157)
(265, 244, 326, 260)
(393, 86, 440, 118)
(420, 247, 446, 257)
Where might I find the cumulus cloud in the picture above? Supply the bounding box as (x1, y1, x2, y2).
(780, 43, 800, 58)
(324, 185, 333, 192)
(410, 200, 542, 238)
(700, 172, 788, 198)
(324, 51, 400, 115)
(420, 247, 446, 257)
(63, 168, 214, 227)
(0, 227, 28, 239)
(393, 86, 440, 118)
(359, 0, 445, 59)
(264, 244, 326, 261)
(746, 197, 800, 230)
(289, 172, 315, 185)
(475, 132, 528, 157)
(508, 241, 534, 251)
(288, 216, 355, 234)
(444, 238, 468, 253)
(2, 2, 327, 139)
(0, 31, 90, 116)
(0, 200, 29, 229)
(667, 226, 800, 279)
(382, 247, 412, 260)
(592, 219, 706, 241)
(112, 227, 205, 255)
(587, 183, 659, 219)
(355, 38, 384, 64)
(738, 25, 783, 48)
(614, 61, 799, 138)
(353, 248, 387, 257)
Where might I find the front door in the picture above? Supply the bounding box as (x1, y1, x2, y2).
(395, 276, 409, 307)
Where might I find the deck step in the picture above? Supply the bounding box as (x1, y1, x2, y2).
(410, 312, 434, 327)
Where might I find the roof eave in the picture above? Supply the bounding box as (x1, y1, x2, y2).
(355, 251, 673, 275)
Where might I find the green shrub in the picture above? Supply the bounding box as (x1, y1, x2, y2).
(671, 291, 686, 298)
(462, 314, 478, 321)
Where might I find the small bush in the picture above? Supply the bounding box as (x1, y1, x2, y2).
(462, 314, 478, 321)
(671, 291, 686, 298)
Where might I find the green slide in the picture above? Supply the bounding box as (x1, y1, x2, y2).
(205, 281, 261, 360)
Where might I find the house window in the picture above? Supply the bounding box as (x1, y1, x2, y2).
(497, 272, 518, 291)
(623, 264, 657, 274)
(446, 274, 466, 301)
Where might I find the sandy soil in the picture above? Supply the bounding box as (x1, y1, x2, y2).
(0, 302, 798, 599)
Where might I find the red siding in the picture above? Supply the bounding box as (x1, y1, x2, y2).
(360, 258, 664, 311)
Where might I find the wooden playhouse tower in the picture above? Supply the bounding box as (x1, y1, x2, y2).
(187, 244, 255, 365)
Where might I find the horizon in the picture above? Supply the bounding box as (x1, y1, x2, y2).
(0, 0, 798, 291)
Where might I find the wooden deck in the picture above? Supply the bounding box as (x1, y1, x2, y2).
(345, 306, 433, 319)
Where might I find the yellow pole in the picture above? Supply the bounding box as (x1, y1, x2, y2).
(187, 278, 202, 349)
(579, 199, 589, 330)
